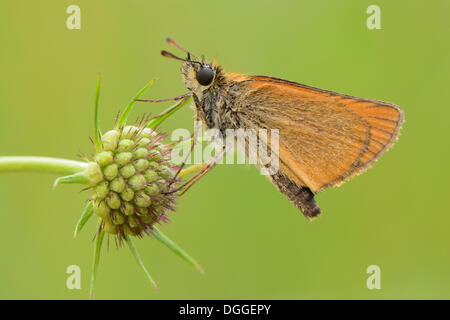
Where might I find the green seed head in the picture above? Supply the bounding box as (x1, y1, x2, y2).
(86, 125, 179, 241)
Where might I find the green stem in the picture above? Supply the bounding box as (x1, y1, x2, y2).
(0, 156, 87, 175)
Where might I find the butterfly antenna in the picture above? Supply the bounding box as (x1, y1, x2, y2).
(165, 37, 200, 61)
(161, 50, 202, 66)
(161, 50, 187, 62)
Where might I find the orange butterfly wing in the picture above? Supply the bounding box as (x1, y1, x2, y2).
(231, 75, 404, 193)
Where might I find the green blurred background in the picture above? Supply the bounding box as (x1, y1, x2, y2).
(0, 0, 449, 299)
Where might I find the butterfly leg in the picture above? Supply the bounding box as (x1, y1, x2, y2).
(134, 93, 191, 103)
(177, 159, 217, 196)
(167, 142, 226, 196)
(168, 112, 202, 189)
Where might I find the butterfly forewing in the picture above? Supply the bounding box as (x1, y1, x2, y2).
(232, 76, 404, 193)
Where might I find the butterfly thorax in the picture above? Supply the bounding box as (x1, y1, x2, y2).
(181, 61, 241, 133)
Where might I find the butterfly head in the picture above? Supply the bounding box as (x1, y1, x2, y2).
(161, 37, 219, 99)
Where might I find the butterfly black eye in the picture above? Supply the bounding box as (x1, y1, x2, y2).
(196, 66, 214, 86)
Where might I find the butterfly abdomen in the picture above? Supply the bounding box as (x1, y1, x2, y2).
(270, 172, 322, 220)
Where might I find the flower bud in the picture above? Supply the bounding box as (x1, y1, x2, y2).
(115, 152, 133, 166)
(106, 192, 121, 209)
(93, 199, 110, 219)
(95, 181, 109, 199)
(128, 174, 146, 191)
(119, 164, 136, 179)
(95, 151, 114, 167)
(117, 139, 135, 152)
(104, 164, 118, 181)
(110, 177, 126, 193)
(134, 159, 149, 171)
(102, 130, 120, 151)
(86, 162, 103, 185)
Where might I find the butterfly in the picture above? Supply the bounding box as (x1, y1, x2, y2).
(138, 38, 404, 220)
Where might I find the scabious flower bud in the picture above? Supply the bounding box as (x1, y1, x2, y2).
(86, 126, 180, 242)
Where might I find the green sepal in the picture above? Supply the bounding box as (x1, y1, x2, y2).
(172, 136, 211, 151)
(150, 226, 204, 274)
(94, 73, 102, 152)
(73, 201, 94, 239)
(126, 236, 158, 291)
(53, 171, 89, 189)
(117, 80, 155, 129)
(90, 219, 105, 300)
(147, 97, 192, 129)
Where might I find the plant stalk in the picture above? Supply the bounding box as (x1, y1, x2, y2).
(0, 156, 87, 175)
